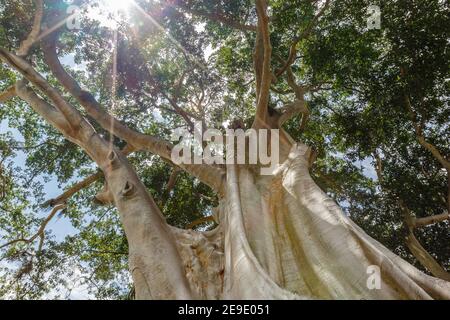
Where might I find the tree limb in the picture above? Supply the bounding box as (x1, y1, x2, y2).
(278, 98, 309, 129)
(170, 1, 257, 32)
(16, 0, 44, 57)
(0, 48, 83, 132)
(4, 46, 195, 297)
(412, 212, 449, 228)
(0, 204, 66, 250)
(0, 85, 16, 103)
(41, 172, 103, 208)
(404, 95, 450, 172)
(275, 0, 330, 77)
(40, 39, 224, 191)
(401, 202, 450, 282)
(374, 152, 449, 280)
(14, 79, 73, 137)
(277, 66, 310, 129)
(185, 215, 215, 230)
(253, 0, 273, 126)
(41, 144, 137, 208)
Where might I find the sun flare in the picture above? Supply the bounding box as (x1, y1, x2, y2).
(87, 0, 133, 28)
(108, 0, 133, 12)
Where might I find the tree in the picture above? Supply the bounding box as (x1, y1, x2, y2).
(0, 0, 449, 299)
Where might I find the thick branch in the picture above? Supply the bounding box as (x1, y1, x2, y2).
(277, 66, 310, 129)
(41, 40, 224, 191)
(0, 48, 83, 131)
(413, 212, 449, 228)
(14, 79, 73, 137)
(400, 202, 450, 281)
(4, 49, 194, 297)
(286, 61, 307, 98)
(375, 151, 447, 228)
(404, 231, 450, 282)
(42, 145, 137, 208)
(278, 98, 309, 129)
(253, 31, 264, 103)
(374, 153, 449, 280)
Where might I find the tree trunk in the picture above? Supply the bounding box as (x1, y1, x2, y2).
(3, 47, 449, 300)
(128, 140, 450, 299)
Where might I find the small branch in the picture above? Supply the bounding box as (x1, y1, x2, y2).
(16, 0, 44, 57)
(128, 28, 201, 130)
(270, 86, 293, 95)
(447, 174, 450, 214)
(165, 168, 181, 194)
(413, 212, 449, 228)
(172, 70, 188, 104)
(404, 95, 450, 172)
(404, 94, 450, 215)
(373, 150, 383, 185)
(42, 172, 103, 208)
(0, 238, 29, 250)
(171, 1, 257, 32)
(275, 0, 330, 77)
(81, 249, 127, 256)
(185, 215, 215, 230)
(253, 0, 273, 125)
(399, 202, 450, 281)
(161, 168, 181, 203)
(0, 85, 16, 103)
(0, 204, 66, 250)
(143, 89, 196, 130)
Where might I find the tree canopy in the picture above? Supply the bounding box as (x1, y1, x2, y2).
(0, 0, 448, 299)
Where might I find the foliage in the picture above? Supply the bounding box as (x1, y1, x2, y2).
(0, 0, 448, 298)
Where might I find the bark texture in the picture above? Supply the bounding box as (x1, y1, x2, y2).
(134, 136, 450, 299)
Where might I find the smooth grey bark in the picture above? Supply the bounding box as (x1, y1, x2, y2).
(166, 141, 450, 299)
